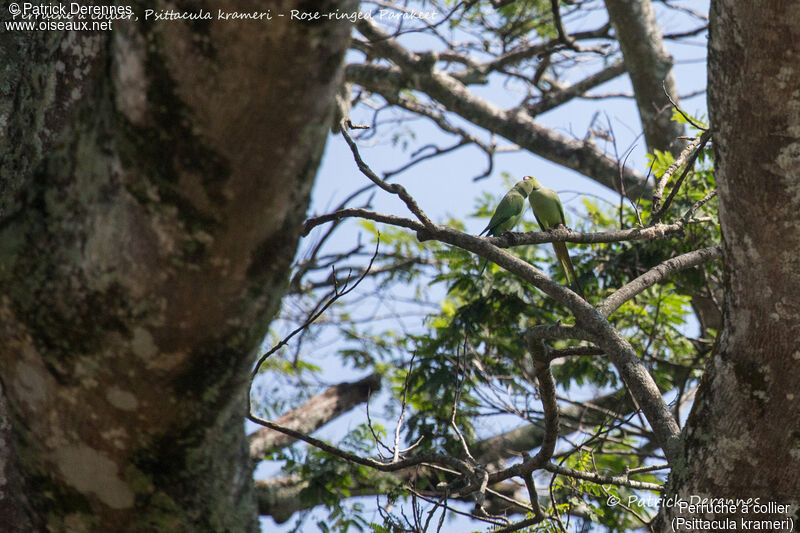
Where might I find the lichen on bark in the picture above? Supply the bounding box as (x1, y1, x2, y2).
(0, 1, 357, 530)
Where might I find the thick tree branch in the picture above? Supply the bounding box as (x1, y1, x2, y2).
(249, 373, 381, 459)
(347, 19, 651, 196)
(526, 60, 627, 116)
(604, 0, 685, 155)
(303, 207, 713, 247)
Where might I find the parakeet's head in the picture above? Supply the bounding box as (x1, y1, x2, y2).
(516, 176, 535, 196)
(523, 176, 542, 190)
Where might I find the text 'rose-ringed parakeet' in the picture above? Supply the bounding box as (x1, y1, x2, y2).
(526, 176, 583, 296)
(478, 176, 535, 275)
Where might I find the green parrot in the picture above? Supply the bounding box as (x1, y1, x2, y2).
(478, 177, 535, 275)
(526, 176, 583, 296)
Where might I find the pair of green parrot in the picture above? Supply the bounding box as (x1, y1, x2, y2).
(479, 176, 582, 296)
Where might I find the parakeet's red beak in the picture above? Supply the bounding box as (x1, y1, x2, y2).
(523, 175, 532, 180)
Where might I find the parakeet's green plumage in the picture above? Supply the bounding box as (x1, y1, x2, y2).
(480, 178, 535, 237)
(478, 177, 535, 275)
(527, 176, 583, 296)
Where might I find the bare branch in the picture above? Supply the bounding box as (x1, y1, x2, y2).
(303, 208, 423, 236)
(662, 81, 709, 131)
(303, 206, 713, 248)
(549, 0, 603, 53)
(526, 60, 627, 116)
(527, 323, 597, 344)
(652, 130, 713, 222)
(249, 373, 381, 459)
(544, 463, 662, 491)
(346, 18, 651, 195)
(340, 127, 437, 230)
(651, 131, 710, 216)
(489, 515, 546, 533)
(681, 189, 717, 223)
(548, 345, 605, 361)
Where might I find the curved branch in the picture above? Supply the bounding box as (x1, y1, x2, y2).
(340, 127, 436, 231)
(303, 207, 713, 247)
(598, 245, 723, 318)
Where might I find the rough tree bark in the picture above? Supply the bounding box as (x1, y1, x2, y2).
(658, 1, 800, 530)
(0, 1, 355, 531)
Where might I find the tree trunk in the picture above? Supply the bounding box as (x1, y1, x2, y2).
(658, 1, 800, 529)
(604, 0, 684, 156)
(0, 2, 355, 531)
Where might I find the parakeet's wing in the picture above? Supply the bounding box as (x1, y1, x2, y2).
(555, 191, 567, 225)
(482, 192, 524, 236)
(529, 190, 553, 231)
(533, 188, 565, 229)
(531, 209, 546, 231)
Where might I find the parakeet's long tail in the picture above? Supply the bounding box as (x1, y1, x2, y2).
(478, 257, 489, 276)
(552, 242, 583, 296)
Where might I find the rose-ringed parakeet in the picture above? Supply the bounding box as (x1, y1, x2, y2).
(478, 177, 535, 275)
(526, 176, 583, 296)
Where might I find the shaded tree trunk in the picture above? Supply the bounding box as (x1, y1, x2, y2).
(0, 1, 355, 531)
(658, 1, 800, 529)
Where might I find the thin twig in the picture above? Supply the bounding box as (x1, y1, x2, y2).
(249, 237, 381, 382)
(451, 335, 475, 461)
(340, 126, 436, 231)
(662, 80, 709, 131)
(394, 352, 418, 462)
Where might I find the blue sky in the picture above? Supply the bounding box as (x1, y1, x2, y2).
(260, 1, 709, 531)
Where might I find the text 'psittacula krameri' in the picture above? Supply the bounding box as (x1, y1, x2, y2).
(527, 176, 583, 296)
(478, 177, 535, 275)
